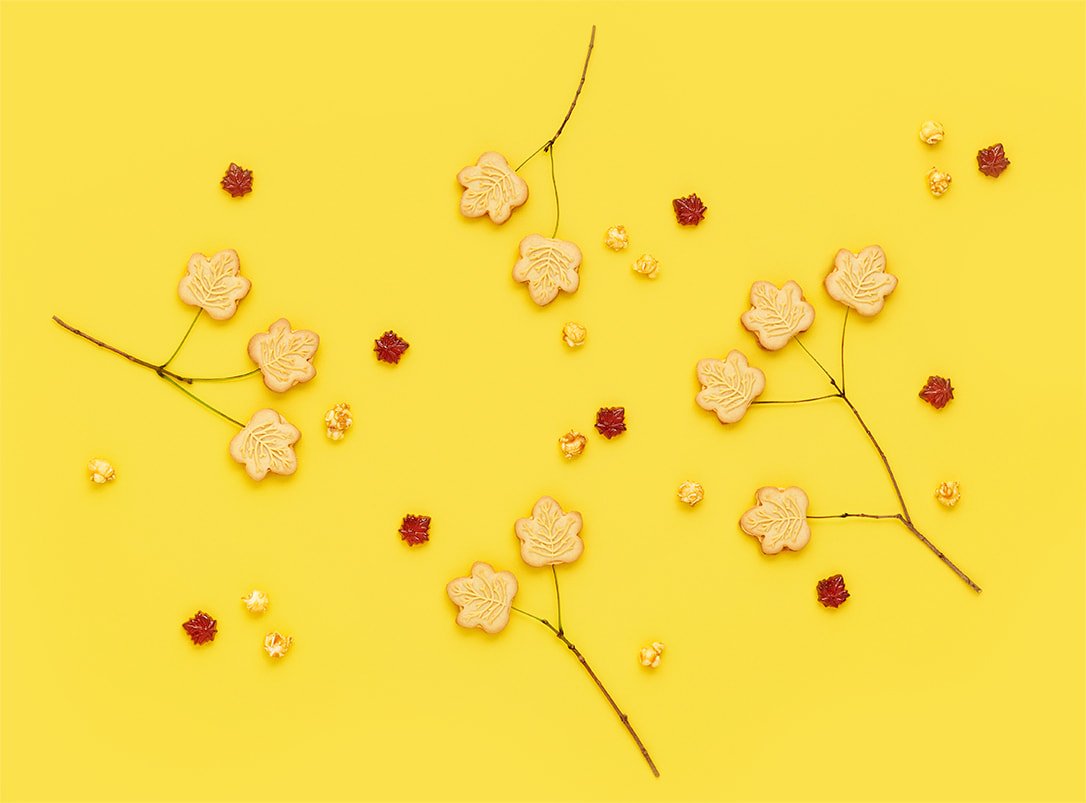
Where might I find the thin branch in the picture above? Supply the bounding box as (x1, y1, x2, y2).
(53, 315, 166, 375)
(838, 394, 913, 523)
(899, 518, 982, 593)
(535, 618, 659, 778)
(544, 25, 596, 152)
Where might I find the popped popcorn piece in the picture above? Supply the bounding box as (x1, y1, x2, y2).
(918, 120, 945, 145)
(324, 402, 353, 440)
(558, 430, 587, 459)
(638, 641, 665, 668)
(604, 225, 629, 251)
(935, 481, 961, 507)
(264, 631, 293, 658)
(632, 254, 660, 279)
(87, 458, 116, 484)
(926, 167, 952, 197)
(241, 590, 270, 613)
(677, 481, 704, 506)
(562, 321, 587, 348)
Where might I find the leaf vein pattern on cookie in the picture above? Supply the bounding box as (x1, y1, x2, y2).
(446, 562, 518, 633)
(741, 281, 816, 350)
(248, 319, 319, 392)
(513, 235, 582, 306)
(515, 496, 585, 567)
(229, 409, 300, 480)
(457, 152, 529, 224)
(739, 486, 812, 554)
(177, 250, 251, 320)
(695, 351, 766, 424)
(824, 245, 897, 316)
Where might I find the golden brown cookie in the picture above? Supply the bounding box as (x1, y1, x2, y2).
(457, 152, 529, 224)
(512, 235, 582, 305)
(740, 280, 815, 350)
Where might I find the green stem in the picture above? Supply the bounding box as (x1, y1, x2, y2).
(549, 145, 560, 239)
(158, 374, 245, 428)
(186, 368, 261, 382)
(808, 512, 900, 520)
(753, 393, 841, 405)
(160, 308, 202, 370)
(551, 565, 563, 633)
(840, 308, 849, 395)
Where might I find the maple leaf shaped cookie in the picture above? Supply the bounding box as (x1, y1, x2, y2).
(229, 408, 301, 481)
(739, 486, 812, 554)
(514, 496, 584, 567)
(824, 245, 897, 316)
(446, 561, 519, 634)
(512, 235, 582, 306)
(247, 318, 319, 392)
(456, 152, 529, 224)
(695, 350, 766, 424)
(177, 249, 251, 320)
(740, 280, 816, 351)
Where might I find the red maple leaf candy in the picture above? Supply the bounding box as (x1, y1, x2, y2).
(672, 194, 707, 226)
(220, 163, 253, 197)
(595, 407, 626, 439)
(182, 611, 218, 645)
(374, 331, 410, 364)
(976, 144, 1010, 178)
(399, 514, 431, 546)
(816, 574, 850, 608)
(919, 376, 954, 409)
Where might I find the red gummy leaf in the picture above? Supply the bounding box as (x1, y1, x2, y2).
(183, 611, 217, 645)
(374, 331, 410, 364)
(399, 514, 431, 546)
(672, 193, 707, 226)
(221, 163, 253, 197)
(976, 143, 1010, 178)
(595, 406, 626, 439)
(816, 574, 850, 608)
(919, 375, 954, 409)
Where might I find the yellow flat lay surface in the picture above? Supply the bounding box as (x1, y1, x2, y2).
(2, 2, 1084, 801)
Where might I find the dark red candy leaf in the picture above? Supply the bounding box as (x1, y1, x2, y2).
(374, 331, 410, 364)
(399, 514, 431, 546)
(672, 194, 707, 226)
(919, 376, 954, 409)
(595, 406, 626, 439)
(183, 611, 218, 645)
(221, 163, 253, 197)
(816, 574, 850, 608)
(976, 144, 1010, 178)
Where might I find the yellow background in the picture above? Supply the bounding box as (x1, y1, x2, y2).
(2, 2, 1084, 801)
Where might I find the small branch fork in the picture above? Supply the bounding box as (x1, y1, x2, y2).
(544, 25, 595, 154)
(52, 314, 256, 427)
(754, 311, 982, 593)
(514, 25, 597, 241)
